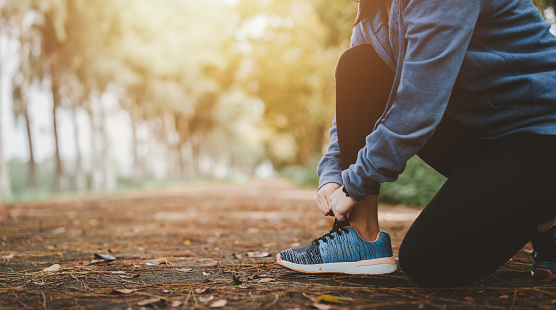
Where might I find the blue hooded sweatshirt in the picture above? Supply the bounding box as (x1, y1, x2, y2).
(317, 0, 556, 200)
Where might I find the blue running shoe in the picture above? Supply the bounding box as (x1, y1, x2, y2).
(531, 252, 556, 279)
(277, 226, 397, 274)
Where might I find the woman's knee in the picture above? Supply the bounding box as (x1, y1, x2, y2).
(398, 233, 486, 287)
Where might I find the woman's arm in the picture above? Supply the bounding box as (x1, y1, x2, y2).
(316, 116, 344, 190)
(341, 0, 483, 201)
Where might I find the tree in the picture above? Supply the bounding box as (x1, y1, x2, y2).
(10, 6, 44, 189)
(235, 0, 357, 169)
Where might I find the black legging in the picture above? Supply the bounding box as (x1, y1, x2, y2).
(335, 43, 556, 287)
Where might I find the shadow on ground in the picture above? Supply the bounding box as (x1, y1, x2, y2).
(1, 179, 554, 309)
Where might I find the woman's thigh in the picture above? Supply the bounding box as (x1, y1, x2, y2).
(399, 133, 556, 287)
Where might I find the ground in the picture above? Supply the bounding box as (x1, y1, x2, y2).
(1, 179, 555, 309)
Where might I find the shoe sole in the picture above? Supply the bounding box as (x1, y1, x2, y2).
(531, 268, 556, 280)
(276, 254, 397, 275)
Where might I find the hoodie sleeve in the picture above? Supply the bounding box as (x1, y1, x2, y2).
(316, 116, 344, 191)
(342, 0, 482, 200)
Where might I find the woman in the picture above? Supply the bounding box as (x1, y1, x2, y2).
(276, 0, 556, 287)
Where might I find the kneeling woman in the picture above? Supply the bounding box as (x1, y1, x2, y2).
(277, 0, 556, 287)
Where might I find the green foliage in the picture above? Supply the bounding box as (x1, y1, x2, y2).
(379, 157, 446, 206)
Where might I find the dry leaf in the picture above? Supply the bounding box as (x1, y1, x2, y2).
(207, 261, 218, 268)
(94, 253, 116, 261)
(499, 295, 509, 299)
(51, 227, 66, 234)
(195, 288, 208, 294)
(182, 240, 192, 246)
(111, 271, 126, 274)
(247, 251, 270, 258)
(312, 302, 332, 310)
(198, 295, 215, 304)
(113, 289, 137, 294)
(137, 298, 162, 306)
(147, 258, 168, 266)
(163, 289, 172, 294)
(170, 300, 183, 308)
(258, 278, 275, 283)
(3, 253, 14, 260)
(210, 299, 227, 308)
(317, 294, 341, 304)
(176, 268, 192, 272)
(42, 264, 61, 273)
(203, 272, 210, 276)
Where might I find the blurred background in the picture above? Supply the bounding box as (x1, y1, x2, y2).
(0, 0, 554, 204)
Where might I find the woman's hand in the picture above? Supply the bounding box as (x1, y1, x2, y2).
(314, 183, 341, 216)
(329, 186, 358, 221)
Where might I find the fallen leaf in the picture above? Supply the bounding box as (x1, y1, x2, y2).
(51, 227, 66, 234)
(247, 251, 270, 258)
(147, 258, 168, 266)
(111, 271, 126, 274)
(258, 278, 275, 283)
(312, 302, 332, 310)
(198, 295, 215, 304)
(195, 288, 208, 294)
(42, 264, 61, 273)
(207, 261, 218, 268)
(317, 294, 341, 304)
(232, 274, 242, 284)
(499, 295, 509, 299)
(94, 253, 116, 261)
(182, 240, 192, 246)
(210, 299, 227, 308)
(203, 272, 210, 276)
(137, 298, 162, 306)
(176, 268, 192, 272)
(113, 289, 137, 294)
(3, 253, 14, 260)
(163, 289, 172, 294)
(170, 300, 183, 307)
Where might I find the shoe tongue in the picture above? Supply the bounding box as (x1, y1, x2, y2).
(331, 218, 350, 232)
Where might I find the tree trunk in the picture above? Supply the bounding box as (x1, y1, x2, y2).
(20, 78, 36, 188)
(86, 96, 102, 192)
(50, 63, 64, 192)
(174, 114, 187, 178)
(0, 29, 10, 200)
(71, 103, 85, 194)
(0, 81, 11, 200)
(129, 105, 142, 182)
(97, 95, 115, 192)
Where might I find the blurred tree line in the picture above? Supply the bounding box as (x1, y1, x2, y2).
(0, 0, 554, 205)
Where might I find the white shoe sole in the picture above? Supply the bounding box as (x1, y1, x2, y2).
(277, 254, 397, 275)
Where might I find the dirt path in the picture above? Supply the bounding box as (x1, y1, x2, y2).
(0, 179, 554, 309)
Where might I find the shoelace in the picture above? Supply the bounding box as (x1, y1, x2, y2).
(331, 218, 350, 232)
(312, 226, 351, 246)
